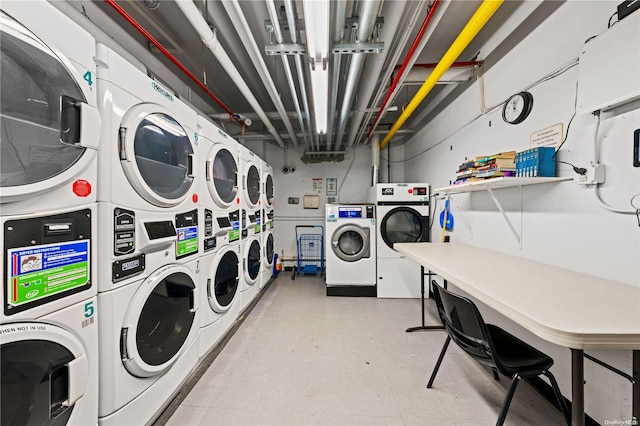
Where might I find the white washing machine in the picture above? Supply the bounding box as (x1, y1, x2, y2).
(1, 296, 99, 426)
(238, 145, 262, 311)
(325, 204, 377, 297)
(95, 43, 198, 212)
(259, 161, 275, 289)
(197, 115, 241, 257)
(368, 183, 430, 298)
(0, 3, 100, 215)
(198, 235, 241, 359)
(97, 259, 200, 425)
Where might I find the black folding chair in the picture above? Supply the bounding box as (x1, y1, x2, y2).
(427, 282, 570, 426)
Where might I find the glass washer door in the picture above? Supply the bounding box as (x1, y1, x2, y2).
(121, 264, 197, 378)
(264, 173, 274, 207)
(244, 237, 261, 284)
(243, 162, 260, 208)
(120, 104, 194, 208)
(0, 323, 89, 426)
(208, 248, 239, 313)
(331, 225, 370, 262)
(205, 144, 238, 209)
(380, 207, 428, 250)
(263, 232, 274, 267)
(1, 12, 99, 202)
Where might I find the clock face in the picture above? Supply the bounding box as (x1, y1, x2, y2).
(502, 92, 533, 124)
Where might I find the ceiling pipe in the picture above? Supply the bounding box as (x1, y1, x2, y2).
(103, 0, 242, 124)
(327, 0, 349, 152)
(333, 0, 383, 152)
(284, 0, 316, 151)
(265, 0, 309, 150)
(354, 0, 450, 147)
(221, 0, 299, 147)
(366, 0, 441, 141)
(345, 0, 424, 149)
(174, 0, 286, 148)
(380, 0, 504, 149)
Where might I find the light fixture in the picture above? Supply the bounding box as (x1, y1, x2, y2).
(303, 0, 330, 134)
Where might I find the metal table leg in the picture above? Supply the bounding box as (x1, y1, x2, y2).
(571, 349, 585, 426)
(406, 266, 444, 333)
(633, 350, 639, 423)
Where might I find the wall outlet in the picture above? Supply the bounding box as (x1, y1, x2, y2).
(574, 163, 605, 185)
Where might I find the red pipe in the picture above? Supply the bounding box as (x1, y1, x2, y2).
(366, 0, 442, 140)
(104, 0, 240, 124)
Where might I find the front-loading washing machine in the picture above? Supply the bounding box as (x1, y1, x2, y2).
(1, 296, 99, 426)
(198, 231, 240, 359)
(259, 160, 275, 289)
(368, 183, 430, 298)
(97, 258, 200, 425)
(1, 2, 100, 216)
(325, 204, 377, 297)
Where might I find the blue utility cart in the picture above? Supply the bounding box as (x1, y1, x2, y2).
(292, 225, 324, 280)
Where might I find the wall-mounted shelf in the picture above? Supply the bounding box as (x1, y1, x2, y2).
(435, 177, 571, 195)
(434, 177, 572, 245)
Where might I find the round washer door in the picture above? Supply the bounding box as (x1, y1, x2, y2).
(380, 207, 429, 250)
(207, 247, 239, 313)
(331, 224, 370, 262)
(263, 172, 274, 208)
(205, 144, 238, 209)
(1, 11, 99, 202)
(121, 264, 198, 378)
(243, 237, 261, 285)
(262, 232, 274, 268)
(1, 322, 89, 425)
(243, 162, 260, 209)
(120, 104, 194, 208)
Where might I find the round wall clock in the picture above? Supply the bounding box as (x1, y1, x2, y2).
(502, 91, 533, 124)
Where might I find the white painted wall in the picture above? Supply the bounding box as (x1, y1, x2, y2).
(257, 143, 375, 267)
(403, 2, 640, 423)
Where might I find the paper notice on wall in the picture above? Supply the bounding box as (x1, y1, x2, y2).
(312, 178, 323, 193)
(326, 178, 337, 196)
(530, 123, 563, 148)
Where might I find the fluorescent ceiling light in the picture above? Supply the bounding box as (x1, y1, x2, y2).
(304, 0, 330, 134)
(310, 67, 328, 133)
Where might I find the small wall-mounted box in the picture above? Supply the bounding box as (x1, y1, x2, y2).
(303, 195, 319, 209)
(288, 197, 300, 204)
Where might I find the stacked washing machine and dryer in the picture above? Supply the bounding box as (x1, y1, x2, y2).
(94, 44, 201, 425)
(1, 2, 100, 425)
(197, 115, 242, 359)
(238, 145, 262, 311)
(369, 183, 430, 298)
(260, 160, 275, 289)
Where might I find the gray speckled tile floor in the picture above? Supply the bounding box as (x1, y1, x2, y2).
(165, 274, 567, 426)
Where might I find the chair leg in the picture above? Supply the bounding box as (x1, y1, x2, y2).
(544, 370, 571, 426)
(496, 374, 521, 426)
(427, 336, 451, 389)
(492, 368, 500, 381)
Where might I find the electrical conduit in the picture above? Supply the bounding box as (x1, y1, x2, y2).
(379, 0, 503, 149)
(222, 0, 299, 147)
(174, 0, 286, 148)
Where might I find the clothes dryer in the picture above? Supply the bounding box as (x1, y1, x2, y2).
(1, 296, 99, 425)
(0, 3, 100, 215)
(95, 43, 198, 213)
(368, 183, 430, 298)
(259, 161, 274, 288)
(325, 204, 376, 297)
(198, 232, 240, 359)
(97, 259, 199, 425)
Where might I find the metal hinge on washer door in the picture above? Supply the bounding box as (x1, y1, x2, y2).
(205, 160, 211, 182)
(188, 153, 194, 178)
(120, 328, 130, 361)
(118, 127, 127, 160)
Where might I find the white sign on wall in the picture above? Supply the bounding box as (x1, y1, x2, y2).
(530, 123, 563, 148)
(312, 178, 323, 193)
(326, 178, 337, 196)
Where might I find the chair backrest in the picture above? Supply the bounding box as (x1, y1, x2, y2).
(432, 283, 495, 367)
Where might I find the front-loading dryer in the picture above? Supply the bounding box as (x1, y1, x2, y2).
(259, 160, 275, 289)
(198, 233, 240, 359)
(325, 204, 377, 297)
(1, 296, 99, 425)
(95, 44, 198, 212)
(368, 183, 430, 298)
(239, 232, 261, 312)
(0, 3, 100, 215)
(97, 259, 199, 426)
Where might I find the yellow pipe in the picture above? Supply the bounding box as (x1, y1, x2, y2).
(379, 0, 503, 149)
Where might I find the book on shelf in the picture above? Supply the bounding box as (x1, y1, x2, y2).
(474, 151, 516, 163)
(475, 169, 516, 178)
(454, 177, 485, 185)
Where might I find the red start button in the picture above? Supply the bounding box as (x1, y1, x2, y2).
(408, 188, 413, 194)
(72, 179, 92, 197)
(192, 193, 199, 203)
(237, 197, 240, 204)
